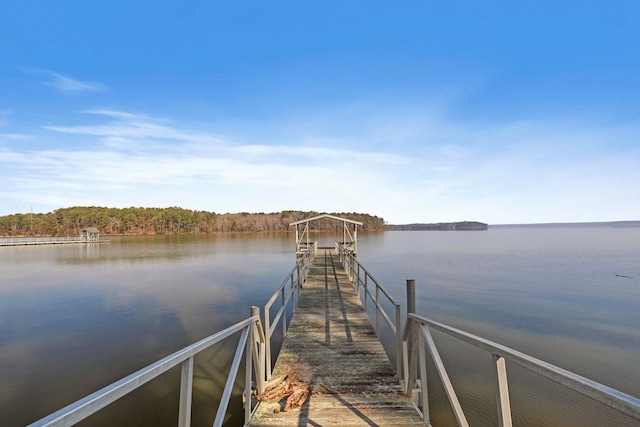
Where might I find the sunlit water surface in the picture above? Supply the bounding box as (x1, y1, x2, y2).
(357, 226, 640, 427)
(1, 228, 639, 426)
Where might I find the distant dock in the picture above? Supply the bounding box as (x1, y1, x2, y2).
(0, 236, 108, 246)
(0, 227, 107, 246)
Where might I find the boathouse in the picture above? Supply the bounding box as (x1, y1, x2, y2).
(80, 227, 100, 242)
(289, 213, 362, 255)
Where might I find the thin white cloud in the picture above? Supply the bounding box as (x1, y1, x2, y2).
(0, 133, 28, 140)
(2, 107, 640, 224)
(1, 109, 410, 216)
(85, 110, 149, 121)
(23, 68, 107, 94)
(45, 72, 107, 94)
(45, 110, 226, 147)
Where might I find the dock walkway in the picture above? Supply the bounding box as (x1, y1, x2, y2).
(249, 249, 424, 426)
(0, 237, 106, 246)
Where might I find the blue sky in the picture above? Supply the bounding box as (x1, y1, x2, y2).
(1, 1, 639, 224)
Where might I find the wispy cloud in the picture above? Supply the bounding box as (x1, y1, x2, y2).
(2, 107, 639, 224)
(25, 69, 107, 95)
(1, 109, 410, 216)
(45, 110, 225, 146)
(0, 133, 28, 141)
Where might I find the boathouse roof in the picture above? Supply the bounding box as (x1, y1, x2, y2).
(81, 227, 100, 233)
(288, 214, 363, 227)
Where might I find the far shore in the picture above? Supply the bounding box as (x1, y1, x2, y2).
(490, 220, 640, 228)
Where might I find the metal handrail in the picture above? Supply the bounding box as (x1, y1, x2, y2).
(404, 313, 640, 426)
(336, 244, 403, 381)
(29, 315, 266, 427)
(263, 248, 314, 380)
(0, 237, 96, 245)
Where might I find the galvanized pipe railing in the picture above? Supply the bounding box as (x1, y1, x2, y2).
(263, 247, 314, 380)
(336, 243, 403, 382)
(29, 313, 266, 427)
(0, 236, 97, 245)
(403, 296, 640, 426)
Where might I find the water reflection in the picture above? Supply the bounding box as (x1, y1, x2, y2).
(0, 233, 294, 426)
(1, 228, 639, 426)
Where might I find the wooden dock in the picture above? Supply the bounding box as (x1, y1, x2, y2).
(249, 249, 425, 426)
(0, 237, 107, 246)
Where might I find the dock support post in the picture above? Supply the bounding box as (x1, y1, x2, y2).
(407, 279, 415, 315)
(406, 279, 418, 403)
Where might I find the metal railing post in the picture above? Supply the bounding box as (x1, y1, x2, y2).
(356, 262, 361, 297)
(418, 323, 430, 425)
(297, 254, 302, 296)
(494, 354, 513, 427)
(407, 279, 416, 316)
(281, 287, 287, 337)
(375, 286, 381, 337)
(245, 315, 254, 424)
(350, 256, 356, 282)
(364, 274, 368, 312)
(421, 325, 469, 427)
(290, 273, 295, 314)
(407, 279, 416, 356)
(395, 303, 403, 383)
(344, 251, 349, 277)
(264, 305, 272, 381)
(406, 279, 417, 399)
(251, 306, 265, 394)
(213, 328, 250, 427)
(178, 357, 194, 427)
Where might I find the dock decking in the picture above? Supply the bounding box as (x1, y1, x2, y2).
(249, 249, 424, 426)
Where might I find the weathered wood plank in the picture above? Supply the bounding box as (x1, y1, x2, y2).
(250, 250, 425, 426)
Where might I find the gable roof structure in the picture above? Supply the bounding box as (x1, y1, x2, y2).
(289, 214, 362, 254)
(80, 227, 101, 242)
(289, 214, 363, 227)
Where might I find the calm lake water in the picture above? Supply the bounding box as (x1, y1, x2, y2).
(1, 227, 639, 426)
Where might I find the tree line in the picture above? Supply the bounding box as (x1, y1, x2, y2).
(0, 206, 387, 236)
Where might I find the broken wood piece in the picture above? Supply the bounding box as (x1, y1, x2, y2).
(256, 380, 291, 401)
(284, 387, 309, 411)
(255, 371, 310, 411)
(262, 374, 287, 391)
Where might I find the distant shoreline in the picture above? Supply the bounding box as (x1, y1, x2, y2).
(490, 221, 640, 228)
(386, 220, 640, 230)
(387, 221, 488, 231)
